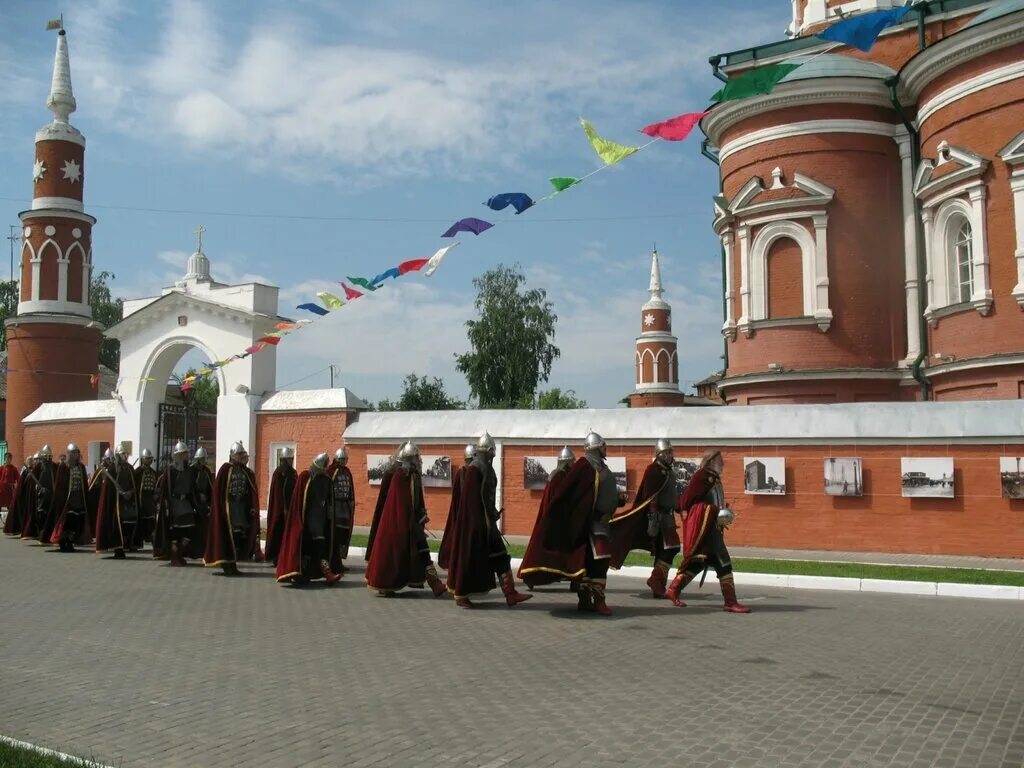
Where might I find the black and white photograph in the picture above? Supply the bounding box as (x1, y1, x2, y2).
(672, 458, 701, 491)
(366, 454, 393, 485)
(901, 458, 954, 498)
(607, 457, 628, 494)
(744, 457, 786, 495)
(523, 456, 559, 490)
(420, 455, 453, 487)
(824, 457, 863, 497)
(999, 457, 1024, 499)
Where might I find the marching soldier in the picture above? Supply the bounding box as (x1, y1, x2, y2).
(205, 441, 261, 575)
(328, 447, 355, 574)
(50, 444, 90, 551)
(135, 448, 160, 546)
(518, 446, 581, 589)
(95, 443, 139, 559)
(191, 446, 214, 522)
(275, 452, 341, 585)
(264, 447, 297, 565)
(153, 442, 203, 566)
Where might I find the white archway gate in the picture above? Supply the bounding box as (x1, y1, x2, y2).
(105, 254, 284, 467)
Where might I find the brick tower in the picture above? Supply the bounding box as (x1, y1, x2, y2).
(5, 27, 102, 463)
(626, 250, 687, 407)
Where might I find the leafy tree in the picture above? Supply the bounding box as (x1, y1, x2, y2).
(376, 373, 465, 411)
(172, 369, 220, 413)
(91, 271, 123, 371)
(455, 265, 559, 409)
(519, 387, 587, 410)
(0, 279, 19, 351)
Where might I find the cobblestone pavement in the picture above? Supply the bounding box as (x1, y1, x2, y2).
(1, 538, 1022, 768)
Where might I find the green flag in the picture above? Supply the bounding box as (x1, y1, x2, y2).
(711, 62, 802, 103)
(549, 176, 581, 193)
(346, 276, 378, 292)
(580, 118, 638, 165)
(317, 291, 346, 310)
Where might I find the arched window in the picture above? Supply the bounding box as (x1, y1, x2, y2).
(766, 236, 804, 319)
(948, 217, 973, 305)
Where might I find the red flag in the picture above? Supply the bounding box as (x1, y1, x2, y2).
(245, 343, 267, 354)
(89, 373, 100, 387)
(398, 258, 429, 275)
(339, 282, 364, 300)
(641, 111, 709, 141)
(257, 336, 282, 346)
(180, 380, 193, 392)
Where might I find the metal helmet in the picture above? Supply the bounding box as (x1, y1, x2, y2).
(116, 442, 130, 458)
(716, 506, 735, 530)
(32, 451, 42, 461)
(558, 445, 575, 463)
(66, 443, 79, 454)
(229, 441, 246, 458)
(142, 448, 155, 461)
(102, 448, 114, 462)
(334, 447, 348, 462)
(397, 441, 419, 461)
(583, 432, 606, 452)
(463, 444, 476, 462)
(193, 446, 208, 463)
(655, 438, 672, 455)
(312, 452, 329, 472)
(281, 447, 295, 460)
(171, 442, 188, 457)
(477, 432, 496, 456)
(40, 444, 52, 459)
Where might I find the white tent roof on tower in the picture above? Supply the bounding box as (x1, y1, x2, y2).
(642, 249, 669, 311)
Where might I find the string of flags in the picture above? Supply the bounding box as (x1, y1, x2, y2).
(170, 4, 911, 395)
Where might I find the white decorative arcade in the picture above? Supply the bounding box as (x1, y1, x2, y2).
(105, 242, 286, 466)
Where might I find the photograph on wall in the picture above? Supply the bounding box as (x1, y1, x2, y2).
(743, 457, 786, 495)
(672, 458, 701, 492)
(999, 457, 1024, 499)
(606, 456, 628, 494)
(823, 457, 863, 497)
(420, 455, 452, 488)
(366, 454, 393, 486)
(901, 457, 954, 498)
(524, 456, 559, 490)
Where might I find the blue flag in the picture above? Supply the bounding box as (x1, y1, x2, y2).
(297, 303, 330, 316)
(485, 193, 535, 214)
(370, 267, 400, 286)
(817, 5, 912, 52)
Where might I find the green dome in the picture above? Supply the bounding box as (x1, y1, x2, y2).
(963, 0, 1024, 28)
(780, 53, 897, 82)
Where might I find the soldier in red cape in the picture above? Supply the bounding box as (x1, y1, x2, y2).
(95, 444, 140, 559)
(518, 446, 582, 588)
(442, 433, 531, 609)
(609, 439, 681, 598)
(134, 449, 159, 546)
(542, 432, 627, 616)
(205, 441, 261, 576)
(328, 447, 355, 574)
(438, 444, 474, 575)
(364, 441, 447, 598)
(0, 453, 20, 515)
(276, 452, 341, 585)
(264, 447, 296, 565)
(665, 449, 750, 613)
(5, 454, 35, 537)
(191, 447, 214, 531)
(50, 443, 91, 551)
(33, 445, 68, 545)
(153, 442, 204, 565)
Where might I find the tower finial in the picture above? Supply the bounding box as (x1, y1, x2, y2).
(648, 248, 663, 300)
(46, 23, 76, 124)
(195, 224, 206, 253)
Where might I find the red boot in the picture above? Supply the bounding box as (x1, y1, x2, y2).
(590, 582, 612, 617)
(720, 577, 751, 613)
(319, 560, 341, 585)
(665, 572, 693, 608)
(455, 596, 474, 609)
(500, 571, 532, 607)
(646, 560, 670, 598)
(425, 564, 448, 598)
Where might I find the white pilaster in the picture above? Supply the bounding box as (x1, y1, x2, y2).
(968, 186, 993, 314)
(737, 224, 751, 336)
(721, 230, 737, 339)
(896, 133, 922, 363)
(920, 208, 936, 317)
(812, 213, 832, 331)
(30, 256, 42, 301)
(57, 252, 69, 303)
(1009, 174, 1024, 307)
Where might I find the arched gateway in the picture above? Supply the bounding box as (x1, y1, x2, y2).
(104, 241, 287, 466)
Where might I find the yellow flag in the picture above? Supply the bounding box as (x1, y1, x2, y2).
(580, 118, 638, 165)
(46, 18, 62, 30)
(317, 291, 346, 310)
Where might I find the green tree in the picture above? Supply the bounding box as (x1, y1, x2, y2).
(172, 369, 220, 413)
(519, 387, 587, 410)
(0, 279, 19, 351)
(91, 270, 123, 371)
(455, 264, 559, 408)
(376, 373, 465, 411)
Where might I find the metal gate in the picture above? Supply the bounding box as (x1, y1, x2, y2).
(156, 403, 199, 468)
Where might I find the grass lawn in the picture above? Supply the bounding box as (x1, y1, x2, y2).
(0, 741, 95, 767)
(347, 534, 1024, 587)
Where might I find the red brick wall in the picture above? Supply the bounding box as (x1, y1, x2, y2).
(22, 418, 113, 465)
(343, 438, 1024, 558)
(767, 237, 804, 319)
(723, 376, 903, 405)
(33, 140, 85, 203)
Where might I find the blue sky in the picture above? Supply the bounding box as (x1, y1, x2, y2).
(0, 0, 783, 406)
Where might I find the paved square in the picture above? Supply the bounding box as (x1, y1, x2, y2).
(0, 539, 1022, 768)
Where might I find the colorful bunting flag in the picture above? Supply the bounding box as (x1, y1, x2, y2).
(370, 267, 400, 286)
(317, 291, 346, 310)
(257, 336, 282, 345)
(340, 282, 364, 300)
(817, 5, 912, 52)
(297, 302, 329, 316)
(181, 380, 193, 392)
(275, 322, 297, 331)
(580, 118, 638, 165)
(641, 110, 709, 141)
(89, 373, 100, 387)
(550, 176, 581, 193)
(398, 258, 429, 274)
(711, 63, 802, 103)
(245, 343, 267, 355)
(485, 193, 534, 214)
(424, 243, 460, 277)
(441, 217, 493, 238)
(198, 368, 213, 376)
(346, 277, 378, 292)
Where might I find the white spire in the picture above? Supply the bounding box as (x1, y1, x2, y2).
(643, 249, 669, 310)
(46, 31, 76, 124)
(183, 225, 213, 283)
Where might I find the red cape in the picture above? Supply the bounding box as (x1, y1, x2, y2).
(275, 470, 335, 582)
(676, 467, 720, 571)
(518, 465, 583, 586)
(18, 464, 43, 539)
(204, 462, 261, 566)
(49, 464, 92, 546)
(151, 466, 206, 560)
(608, 460, 674, 568)
(364, 465, 395, 562)
(0, 464, 19, 509)
(437, 466, 464, 570)
(442, 465, 497, 598)
(541, 457, 597, 554)
(3, 472, 28, 536)
(94, 464, 137, 552)
(363, 465, 426, 591)
(264, 464, 296, 563)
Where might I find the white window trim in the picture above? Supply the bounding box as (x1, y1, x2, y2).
(922, 194, 992, 324)
(268, 441, 296, 489)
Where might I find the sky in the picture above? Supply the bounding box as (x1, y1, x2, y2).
(0, 0, 784, 407)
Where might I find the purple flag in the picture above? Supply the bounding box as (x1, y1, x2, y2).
(441, 217, 494, 238)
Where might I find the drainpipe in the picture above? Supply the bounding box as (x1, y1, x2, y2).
(887, 76, 931, 400)
(916, 1, 928, 50)
(709, 55, 728, 83)
(701, 138, 729, 374)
